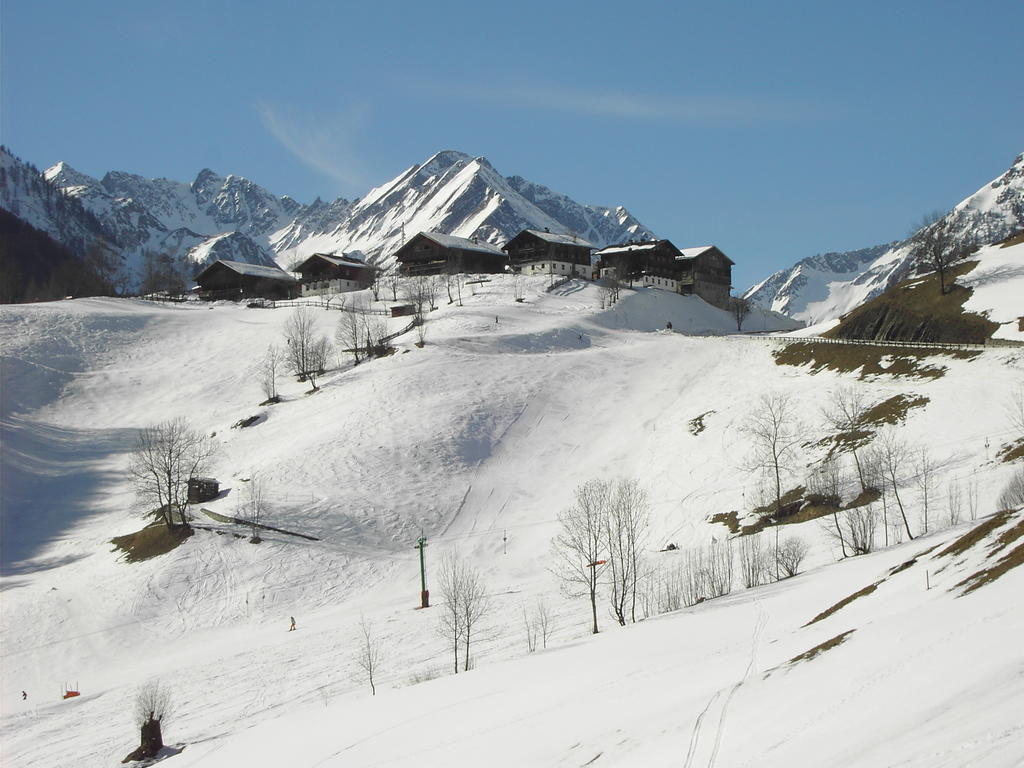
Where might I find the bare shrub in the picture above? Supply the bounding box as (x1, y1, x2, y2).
(844, 505, 878, 555)
(997, 466, 1024, 510)
(738, 533, 770, 588)
(777, 536, 809, 577)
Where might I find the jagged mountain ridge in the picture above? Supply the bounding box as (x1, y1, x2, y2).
(0, 147, 112, 259)
(745, 153, 1024, 325)
(3, 147, 654, 291)
(270, 150, 655, 270)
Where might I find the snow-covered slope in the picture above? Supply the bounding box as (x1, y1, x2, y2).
(746, 153, 1024, 324)
(1, 275, 1022, 766)
(958, 237, 1024, 343)
(271, 150, 656, 270)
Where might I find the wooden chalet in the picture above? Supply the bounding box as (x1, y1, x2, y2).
(193, 259, 297, 301)
(676, 246, 734, 309)
(595, 239, 683, 285)
(502, 229, 595, 278)
(393, 231, 508, 275)
(595, 240, 734, 308)
(293, 252, 375, 296)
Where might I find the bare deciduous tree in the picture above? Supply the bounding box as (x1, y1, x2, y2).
(843, 504, 878, 555)
(437, 554, 490, 673)
(254, 344, 284, 404)
(911, 213, 963, 295)
(777, 536, 809, 577)
(129, 418, 216, 529)
(386, 272, 400, 302)
(369, 268, 382, 302)
(604, 478, 650, 625)
(680, 541, 734, 604)
(284, 307, 330, 390)
(743, 392, 803, 578)
(552, 479, 611, 634)
(872, 430, 915, 541)
(915, 446, 937, 534)
(235, 474, 267, 542)
(946, 478, 963, 527)
(966, 472, 980, 521)
(730, 296, 751, 332)
(809, 457, 849, 558)
(126, 679, 173, 761)
(822, 387, 873, 491)
(738, 532, 770, 588)
(355, 615, 383, 695)
(522, 599, 554, 653)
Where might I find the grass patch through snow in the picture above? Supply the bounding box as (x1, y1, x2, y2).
(804, 582, 880, 627)
(111, 522, 193, 563)
(773, 342, 974, 380)
(787, 629, 856, 666)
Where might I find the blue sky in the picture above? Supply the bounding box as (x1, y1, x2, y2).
(3, 0, 1021, 289)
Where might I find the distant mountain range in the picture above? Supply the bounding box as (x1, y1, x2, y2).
(0, 147, 653, 293)
(744, 153, 1024, 325)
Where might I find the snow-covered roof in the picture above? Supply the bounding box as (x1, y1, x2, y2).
(208, 260, 296, 281)
(420, 231, 505, 256)
(678, 246, 714, 259)
(594, 241, 659, 256)
(307, 253, 373, 270)
(522, 229, 594, 248)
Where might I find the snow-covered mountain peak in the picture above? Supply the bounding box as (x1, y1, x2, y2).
(746, 152, 1024, 323)
(42, 160, 98, 191)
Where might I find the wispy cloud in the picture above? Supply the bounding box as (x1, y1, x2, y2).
(256, 102, 371, 194)
(436, 84, 830, 124)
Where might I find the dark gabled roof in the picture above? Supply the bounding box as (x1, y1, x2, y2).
(677, 245, 735, 265)
(504, 229, 594, 250)
(415, 231, 506, 256)
(196, 259, 296, 282)
(294, 252, 374, 272)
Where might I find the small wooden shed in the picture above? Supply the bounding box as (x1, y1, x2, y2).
(187, 477, 220, 504)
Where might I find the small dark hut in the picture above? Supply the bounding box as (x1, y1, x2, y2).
(193, 260, 297, 301)
(187, 477, 220, 504)
(393, 232, 507, 275)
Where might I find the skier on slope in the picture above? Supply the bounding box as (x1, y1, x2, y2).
(289, 616, 296, 631)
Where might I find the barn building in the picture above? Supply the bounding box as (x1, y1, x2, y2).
(293, 252, 376, 296)
(502, 229, 595, 278)
(595, 240, 734, 309)
(676, 246, 734, 309)
(193, 260, 298, 301)
(393, 232, 508, 275)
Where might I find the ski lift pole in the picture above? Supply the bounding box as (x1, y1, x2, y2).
(416, 535, 429, 608)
